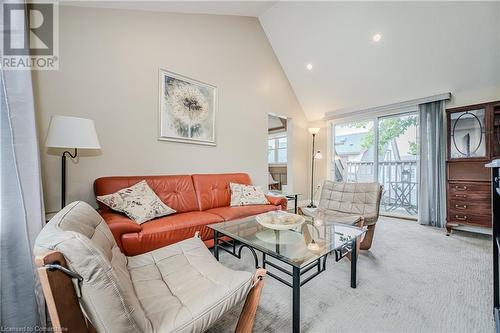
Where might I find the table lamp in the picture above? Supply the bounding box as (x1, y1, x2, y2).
(45, 116, 101, 209)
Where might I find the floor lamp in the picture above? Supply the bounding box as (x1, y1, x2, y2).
(45, 116, 101, 209)
(307, 128, 323, 208)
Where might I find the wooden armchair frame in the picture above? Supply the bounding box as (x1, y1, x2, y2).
(36, 251, 266, 333)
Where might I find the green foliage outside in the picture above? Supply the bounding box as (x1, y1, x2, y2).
(408, 141, 418, 155)
(350, 116, 418, 157)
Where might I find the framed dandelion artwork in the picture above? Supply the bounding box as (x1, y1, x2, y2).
(159, 69, 217, 145)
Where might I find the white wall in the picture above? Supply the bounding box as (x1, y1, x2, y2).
(34, 6, 309, 212)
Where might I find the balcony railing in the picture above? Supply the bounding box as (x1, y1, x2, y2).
(336, 160, 418, 216)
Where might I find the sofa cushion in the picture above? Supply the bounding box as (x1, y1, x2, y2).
(192, 173, 252, 211)
(128, 237, 253, 332)
(121, 211, 224, 255)
(207, 205, 278, 221)
(34, 201, 151, 333)
(97, 180, 176, 223)
(95, 175, 199, 213)
(230, 182, 269, 206)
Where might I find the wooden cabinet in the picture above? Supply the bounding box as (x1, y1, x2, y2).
(446, 100, 500, 234)
(487, 162, 500, 330)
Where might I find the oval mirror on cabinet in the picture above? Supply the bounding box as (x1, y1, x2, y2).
(450, 109, 486, 158)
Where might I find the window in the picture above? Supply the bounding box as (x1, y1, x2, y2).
(331, 111, 419, 217)
(333, 121, 375, 182)
(268, 135, 287, 164)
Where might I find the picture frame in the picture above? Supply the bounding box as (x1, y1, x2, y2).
(158, 69, 217, 145)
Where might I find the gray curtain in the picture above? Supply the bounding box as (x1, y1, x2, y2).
(418, 100, 446, 227)
(0, 24, 46, 331)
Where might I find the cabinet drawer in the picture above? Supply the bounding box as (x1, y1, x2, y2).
(448, 212, 492, 227)
(449, 199, 491, 213)
(448, 209, 491, 221)
(448, 182, 491, 200)
(447, 161, 490, 181)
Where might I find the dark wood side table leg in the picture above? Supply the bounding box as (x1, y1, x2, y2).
(292, 266, 301, 333)
(350, 239, 357, 288)
(294, 195, 298, 214)
(214, 230, 219, 261)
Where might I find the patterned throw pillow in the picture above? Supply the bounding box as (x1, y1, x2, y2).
(97, 180, 176, 224)
(230, 182, 269, 206)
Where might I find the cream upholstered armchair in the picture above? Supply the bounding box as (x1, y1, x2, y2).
(301, 180, 383, 250)
(34, 201, 265, 333)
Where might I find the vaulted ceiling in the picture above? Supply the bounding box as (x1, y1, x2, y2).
(259, 1, 500, 120)
(63, 1, 500, 121)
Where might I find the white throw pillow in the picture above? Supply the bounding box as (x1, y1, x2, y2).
(230, 182, 269, 206)
(97, 180, 176, 224)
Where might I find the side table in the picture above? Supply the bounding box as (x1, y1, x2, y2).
(267, 191, 301, 213)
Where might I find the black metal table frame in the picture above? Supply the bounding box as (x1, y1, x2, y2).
(212, 230, 358, 333)
(285, 194, 299, 214)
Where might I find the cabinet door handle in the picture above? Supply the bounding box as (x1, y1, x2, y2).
(455, 194, 467, 198)
(455, 204, 467, 210)
(455, 186, 468, 191)
(455, 215, 467, 221)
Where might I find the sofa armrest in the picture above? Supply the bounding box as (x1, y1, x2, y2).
(99, 211, 142, 250)
(265, 195, 287, 210)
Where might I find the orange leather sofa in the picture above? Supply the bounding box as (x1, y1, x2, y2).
(94, 173, 287, 256)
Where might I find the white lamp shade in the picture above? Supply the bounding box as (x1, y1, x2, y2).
(45, 116, 101, 149)
(308, 127, 320, 135)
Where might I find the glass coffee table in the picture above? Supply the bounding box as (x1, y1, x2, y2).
(208, 214, 365, 333)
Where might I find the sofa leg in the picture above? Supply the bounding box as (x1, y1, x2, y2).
(360, 224, 376, 250)
(235, 268, 267, 333)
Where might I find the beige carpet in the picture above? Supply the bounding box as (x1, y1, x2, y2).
(207, 217, 493, 333)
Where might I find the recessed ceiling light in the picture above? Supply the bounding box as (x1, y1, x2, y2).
(372, 33, 382, 42)
(306, 63, 313, 71)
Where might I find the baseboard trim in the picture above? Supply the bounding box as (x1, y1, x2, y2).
(452, 225, 492, 236)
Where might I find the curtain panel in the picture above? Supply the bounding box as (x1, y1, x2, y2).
(418, 100, 447, 227)
(0, 1, 46, 326)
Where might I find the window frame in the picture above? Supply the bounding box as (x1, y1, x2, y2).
(268, 133, 288, 165)
(327, 105, 419, 180)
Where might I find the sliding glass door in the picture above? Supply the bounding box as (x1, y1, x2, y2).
(377, 113, 418, 216)
(332, 112, 419, 218)
(333, 121, 376, 182)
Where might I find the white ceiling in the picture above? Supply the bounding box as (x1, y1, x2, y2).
(260, 1, 500, 120)
(63, 1, 277, 17)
